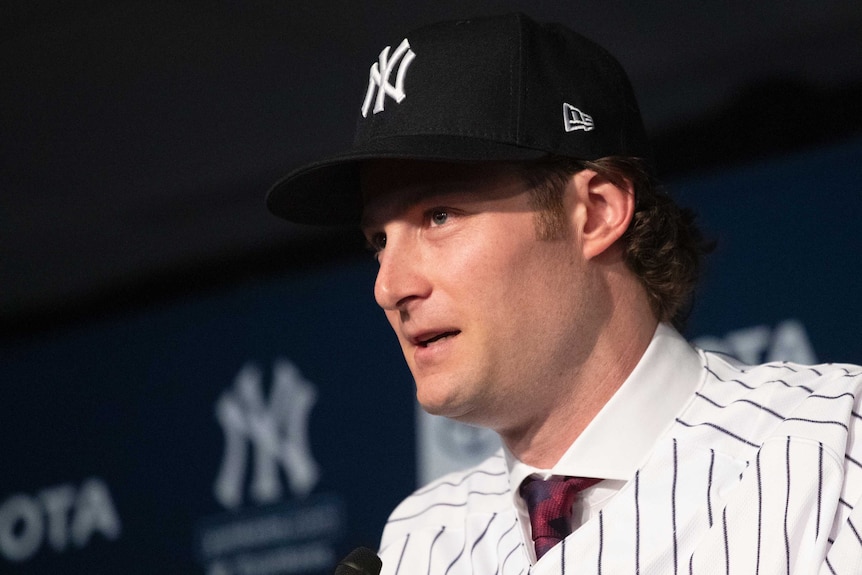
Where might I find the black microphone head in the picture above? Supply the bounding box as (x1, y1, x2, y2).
(334, 546, 382, 575)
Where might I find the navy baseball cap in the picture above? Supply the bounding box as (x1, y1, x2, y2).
(266, 12, 650, 225)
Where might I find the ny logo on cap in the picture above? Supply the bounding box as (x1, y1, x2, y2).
(563, 103, 594, 132)
(361, 38, 416, 117)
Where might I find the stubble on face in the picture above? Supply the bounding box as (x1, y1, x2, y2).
(362, 160, 605, 438)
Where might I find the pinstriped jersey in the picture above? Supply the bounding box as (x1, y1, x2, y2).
(377, 345, 862, 574)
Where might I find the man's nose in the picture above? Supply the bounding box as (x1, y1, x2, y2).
(373, 233, 431, 311)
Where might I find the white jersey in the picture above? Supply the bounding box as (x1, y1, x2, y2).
(378, 348, 862, 574)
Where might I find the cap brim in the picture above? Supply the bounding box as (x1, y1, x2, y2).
(266, 135, 548, 225)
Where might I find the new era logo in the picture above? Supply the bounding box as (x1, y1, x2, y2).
(361, 38, 416, 117)
(563, 103, 594, 132)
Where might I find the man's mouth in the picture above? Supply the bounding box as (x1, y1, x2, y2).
(417, 331, 460, 347)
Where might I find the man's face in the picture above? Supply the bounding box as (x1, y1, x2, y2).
(360, 160, 603, 435)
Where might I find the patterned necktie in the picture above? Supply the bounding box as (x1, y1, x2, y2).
(519, 475, 602, 560)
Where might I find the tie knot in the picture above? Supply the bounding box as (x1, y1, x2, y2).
(519, 475, 601, 560)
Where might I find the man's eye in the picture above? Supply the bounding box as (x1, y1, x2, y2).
(430, 209, 449, 226)
(368, 232, 386, 252)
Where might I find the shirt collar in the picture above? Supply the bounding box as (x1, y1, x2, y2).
(507, 323, 705, 492)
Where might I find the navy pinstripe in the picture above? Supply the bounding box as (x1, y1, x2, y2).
(783, 437, 790, 575)
(376, 335, 862, 575)
(755, 451, 762, 575)
(722, 507, 729, 575)
(393, 534, 409, 575)
(817, 442, 823, 540)
(428, 528, 445, 575)
(708, 449, 715, 527)
(635, 470, 641, 575)
(673, 438, 679, 575)
(597, 510, 604, 575)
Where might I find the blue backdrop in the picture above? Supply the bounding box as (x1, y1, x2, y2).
(1, 137, 860, 573)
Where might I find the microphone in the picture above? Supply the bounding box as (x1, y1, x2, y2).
(334, 546, 382, 575)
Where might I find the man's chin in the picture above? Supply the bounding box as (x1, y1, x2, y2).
(416, 398, 456, 418)
(416, 391, 466, 419)
(417, 395, 484, 426)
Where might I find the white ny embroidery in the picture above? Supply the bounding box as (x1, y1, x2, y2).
(361, 38, 416, 117)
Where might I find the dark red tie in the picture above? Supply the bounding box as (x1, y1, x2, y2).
(520, 475, 602, 560)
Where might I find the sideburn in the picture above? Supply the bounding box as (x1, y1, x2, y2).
(527, 175, 570, 241)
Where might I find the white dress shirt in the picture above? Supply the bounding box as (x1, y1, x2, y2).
(506, 323, 704, 561)
(378, 324, 862, 574)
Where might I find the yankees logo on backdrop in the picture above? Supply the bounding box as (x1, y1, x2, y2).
(362, 38, 416, 117)
(213, 359, 319, 509)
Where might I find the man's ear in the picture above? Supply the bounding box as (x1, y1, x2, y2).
(572, 170, 635, 260)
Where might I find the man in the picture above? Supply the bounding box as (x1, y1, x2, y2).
(267, 13, 862, 574)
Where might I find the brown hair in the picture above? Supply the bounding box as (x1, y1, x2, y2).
(518, 156, 711, 330)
